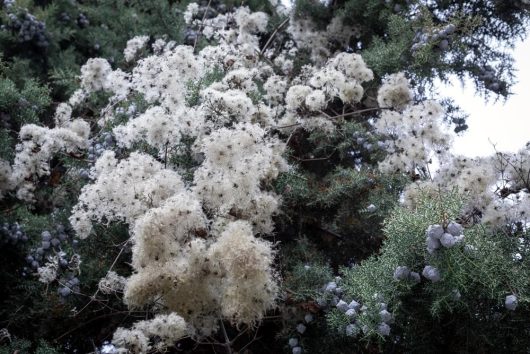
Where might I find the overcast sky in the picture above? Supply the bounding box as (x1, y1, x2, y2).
(441, 38, 530, 157)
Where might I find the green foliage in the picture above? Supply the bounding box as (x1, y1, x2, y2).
(293, 0, 332, 28)
(335, 189, 530, 351)
(0, 69, 51, 128)
(361, 15, 414, 77)
(186, 66, 225, 106)
(285, 261, 333, 302)
(0, 338, 62, 354)
(0, 1, 529, 353)
(0, 338, 31, 354)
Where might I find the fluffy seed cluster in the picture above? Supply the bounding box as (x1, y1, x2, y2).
(64, 4, 308, 349)
(403, 147, 530, 227)
(374, 99, 451, 174)
(124, 35, 150, 62)
(112, 313, 188, 353)
(98, 271, 127, 294)
(194, 123, 287, 234)
(7, 119, 89, 201)
(377, 72, 413, 110)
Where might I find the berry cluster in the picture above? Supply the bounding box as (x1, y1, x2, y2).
(87, 132, 116, 164)
(477, 65, 504, 93)
(57, 271, 81, 298)
(411, 24, 456, 53)
(285, 293, 317, 353)
(0, 222, 29, 246)
(77, 13, 89, 28)
(426, 221, 464, 254)
(318, 279, 394, 337)
(25, 225, 79, 281)
(3, 9, 49, 48)
(393, 265, 420, 282)
(350, 131, 386, 166)
(58, 12, 71, 23)
(2, 0, 14, 9)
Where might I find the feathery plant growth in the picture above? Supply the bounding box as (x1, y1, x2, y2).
(0, 0, 530, 353)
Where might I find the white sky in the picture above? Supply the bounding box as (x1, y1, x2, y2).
(440, 38, 530, 157)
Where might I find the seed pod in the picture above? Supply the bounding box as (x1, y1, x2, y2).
(393, 266, 410, 280)
(505, 295, 518, 311)
(440, 233, 456, 248)
(426, 224, 444, 239)
(422, 266, 441, 282)
(336, 300, 349, 312)
(446, 221, 463, 236)
(380, 309, 393, 323)
(378, 322, 391, 336)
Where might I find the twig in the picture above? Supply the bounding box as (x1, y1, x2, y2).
(274, 107, 388, 129)
(74, 244, 127, 316)
(318, 227, 344, 239)
(193, 0, 213, 51)
(54, 310, 140, 342)
(290, 150, 336, 162)
(260, 17, 290, 56)
(219, 320, 233, 354)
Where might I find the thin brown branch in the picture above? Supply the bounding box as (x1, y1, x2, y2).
(193, 0, 213, 51)
(260, 17, 290, 56)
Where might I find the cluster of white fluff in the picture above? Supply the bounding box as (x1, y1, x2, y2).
(374, 98, 451, 174)
(112, 313, 188, 353)
(80, 58, 113, 92)
(377, 72, 413, 110)
(186, 5, 268, 51)
(278, 52, 373, 133)
(37, 260, 58, 283)
(9, 120, 89, 201)
(287, 16, 360, 64)
(264, 75, 288, 105)
(402, 148, 530, 227)
(124, 35, 150, 62)
(62, 5, 297, 349)
(0, 96, 89, 201)
(193, 122, 287, 234)
(183, 3, 199, 24)
(113, 106, 183, 151)
(98, 271, 127, 294)
(72, 57, 131, 105)
(206, 221, 278, 324)
(70, 152, 184, 239)
(72, 148, 280, 345)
